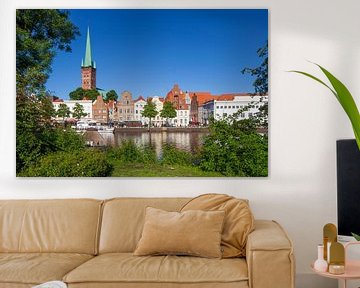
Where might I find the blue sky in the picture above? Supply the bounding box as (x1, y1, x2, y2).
(46, 9, 268, 99)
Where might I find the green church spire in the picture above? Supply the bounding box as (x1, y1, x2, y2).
(83, 27, 94, 68)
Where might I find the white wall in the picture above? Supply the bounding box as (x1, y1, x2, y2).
(1, 1, 359, 287)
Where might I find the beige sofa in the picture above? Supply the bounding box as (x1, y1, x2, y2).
(0, 198, 295, 288)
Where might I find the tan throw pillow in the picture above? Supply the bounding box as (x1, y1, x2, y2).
(134, 207, 225, 258)
(181, 193, 254, 258)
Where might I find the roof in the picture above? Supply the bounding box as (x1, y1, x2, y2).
(189, 92, 214, 106)
(134, 96, 146, 102)
(82, 27, 95, 68)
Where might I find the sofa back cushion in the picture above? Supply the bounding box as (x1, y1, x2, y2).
(0, 199, 102, 254)
(99, 198, 189, 253)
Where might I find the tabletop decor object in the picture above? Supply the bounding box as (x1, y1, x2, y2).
(323, 223, 337, 262)
(314, 244, 328, 272)
(329, 242, 345, 274)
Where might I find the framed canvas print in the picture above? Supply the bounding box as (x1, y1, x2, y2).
(16, 9, 268, 177)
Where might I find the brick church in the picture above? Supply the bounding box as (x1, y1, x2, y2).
(81, 27, 97, 90)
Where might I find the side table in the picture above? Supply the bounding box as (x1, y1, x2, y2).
(311, 242, 360, 288)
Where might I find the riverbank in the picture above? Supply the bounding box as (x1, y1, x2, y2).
(114, 127, 209, 133)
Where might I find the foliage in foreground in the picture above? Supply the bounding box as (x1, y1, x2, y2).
(21, 149, 113, 177)
(16, 9, 79, 96)
(16, 9, 80, 173)
(106, 140, 157, 164)
(200, 118, 268, 177)
(161, 144, 194, 166)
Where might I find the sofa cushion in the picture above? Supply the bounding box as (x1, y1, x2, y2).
(0, 253, 93, 285)
(63, 253, 248, 285)
(0, 199, 103, 254)
(99, 198, 190, 253)
(134, 207, 225, 258)
(181, 194, 254, 258)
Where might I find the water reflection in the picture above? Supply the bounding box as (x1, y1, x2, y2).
(102, 131, 209, 156)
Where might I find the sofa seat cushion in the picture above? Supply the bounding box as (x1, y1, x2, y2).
(64, 253, 248, 285)
(0, 253, 93, 285)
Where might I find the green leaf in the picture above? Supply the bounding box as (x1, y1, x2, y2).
(290, 64, 360, 150)
(351, 232, 360, 241)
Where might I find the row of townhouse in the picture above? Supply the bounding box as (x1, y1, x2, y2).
(166, 84, 268, 125)
(52, 91, 190, 127)
(52, 85, 267, 127)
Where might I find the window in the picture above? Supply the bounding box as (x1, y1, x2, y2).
(241, 113, 245, 118)
(216, 106, 220, 109)
(236, 106, 239, 109)
(135, 110, 138, 114)
(223, 113, 227, 117)
(119, 109, 122, 113)
(220, 106, 223, 109)
(232, 106, 235, 109)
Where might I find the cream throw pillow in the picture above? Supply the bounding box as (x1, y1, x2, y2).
(181, 193, 255, 258)
(134, 207, 225, 258)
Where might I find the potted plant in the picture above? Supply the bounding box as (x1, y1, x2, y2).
(291, 63, 360, 240)
(291, 63, 360, 149)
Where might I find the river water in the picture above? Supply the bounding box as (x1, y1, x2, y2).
(100, 130, 209, 156)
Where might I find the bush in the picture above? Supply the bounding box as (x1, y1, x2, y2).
(200, 119, 268, 177)
(20, 149, 113, 177)
(107, 140, 156, 164)
(53, 128, 85, 152)
(161, 144, 193, 166)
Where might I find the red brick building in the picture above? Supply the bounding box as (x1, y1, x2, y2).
(81, 27, 96, 90)
(92, 95, 108, 123)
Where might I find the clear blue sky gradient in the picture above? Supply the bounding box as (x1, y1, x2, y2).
(46, 9, 268, 99)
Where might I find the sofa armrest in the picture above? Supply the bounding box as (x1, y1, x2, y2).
(246, 220, 295, 288)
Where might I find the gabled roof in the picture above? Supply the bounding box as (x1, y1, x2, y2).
(134, 95, 146, 102)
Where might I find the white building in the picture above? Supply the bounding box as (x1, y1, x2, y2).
(168, 108, 190, 127)
(202, 95, 268, 123)
(134, 96, 147, 125)
(151, 96, 165, 127)
(52, 99, 93, 121)
(134, 96, 166, 126)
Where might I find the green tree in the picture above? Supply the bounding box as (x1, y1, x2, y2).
(69, 87, 99, 101)
(200, 118, 268, 177)
(241, 41, 268, 95)
(16, 9, 79, 173)
(241, 41, 268, 129)
(141, 100, 158, 130)
(105, 90, 118, 102)
(160, 101, 177, 126)
(57, 103, 71, 122)
(16, 9, 79, 96)
(72, 103, 87, 120)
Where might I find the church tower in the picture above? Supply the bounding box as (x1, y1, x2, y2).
(81, 27, 96, 90)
